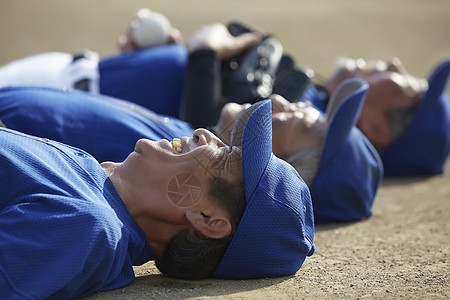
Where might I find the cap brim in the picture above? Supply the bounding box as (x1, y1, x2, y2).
(231, 100, 272, 200)
(321, 79, 369, 168)
(312, 79, 382, 223)
(416, 58, 450, 119)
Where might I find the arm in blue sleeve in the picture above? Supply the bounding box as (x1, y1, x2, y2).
(0, 199, 133, 299)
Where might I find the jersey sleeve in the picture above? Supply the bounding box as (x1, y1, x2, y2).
(0, 195, 135, 299)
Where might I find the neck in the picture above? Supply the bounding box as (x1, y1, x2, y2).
(134, 216, 189, 257)
(101, 161, 147, 217)
(100, 161, 190, 257)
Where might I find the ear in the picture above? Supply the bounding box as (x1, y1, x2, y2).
(185, 210, 232, 239)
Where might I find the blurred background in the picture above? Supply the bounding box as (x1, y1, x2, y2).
(1, 0, 449, 80)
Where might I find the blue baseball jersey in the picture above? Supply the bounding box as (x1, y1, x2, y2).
(99, 44, 188, 117)
(0, 86, 195, 163)
(0, 127, 152, 299)
(0, 45, 188, 118)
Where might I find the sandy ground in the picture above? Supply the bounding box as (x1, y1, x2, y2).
(1, 0, 449, 298)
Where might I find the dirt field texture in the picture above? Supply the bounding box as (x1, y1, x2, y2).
(1, 0, 449, 299)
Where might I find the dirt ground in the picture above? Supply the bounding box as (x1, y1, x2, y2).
(1, 0, 449, 298)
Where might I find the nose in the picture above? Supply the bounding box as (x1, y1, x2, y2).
(194, 128, 227, 148)
(193, 128, 215, 146)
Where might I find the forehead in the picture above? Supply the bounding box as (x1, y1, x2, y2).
(364, 73, 405, 100)
(363, 74, 424, 110)
(361, 67, 426, 93)
(362, 70, 403, 85)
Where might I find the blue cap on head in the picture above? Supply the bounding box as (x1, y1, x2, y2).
(311, 79, 383, 224)
(213, 100, 315, 279)
(381, 58, 450, 176)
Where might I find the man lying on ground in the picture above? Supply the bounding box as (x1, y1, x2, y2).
(0, 100, 315, 298)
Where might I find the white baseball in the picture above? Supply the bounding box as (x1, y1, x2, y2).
(131, 10, 172, 48)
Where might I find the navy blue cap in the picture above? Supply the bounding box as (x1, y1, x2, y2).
(311, 79, 383, 224)
(213, 100, 315, 279)
(381, 58, 450, 176)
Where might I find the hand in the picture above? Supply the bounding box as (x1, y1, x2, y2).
(118, 28, 137, 53)
(187, 23, 261, 60)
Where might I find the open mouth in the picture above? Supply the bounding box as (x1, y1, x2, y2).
(171, 138, 182, 153)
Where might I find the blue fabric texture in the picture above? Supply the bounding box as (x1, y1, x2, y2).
(0, 86, 194, 163)
(99, 44, 188, 117)
(299, 83, 328, 112)
(0, 128, 152, 299)
(310, 79, 383, 223)
(214, 100, 315, 279)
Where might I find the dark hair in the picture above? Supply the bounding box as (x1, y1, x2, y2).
(282, 145, 323, 187)
(155, 176, 245, 279)
(377, 104, 418, 153)
(388, 104, 418, 138)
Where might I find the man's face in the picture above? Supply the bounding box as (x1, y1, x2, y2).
(214, 97, 327, 158)
(270, 95, 328, 157)
(328, 58, 428, 147)
(122, 128, 243, 224)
